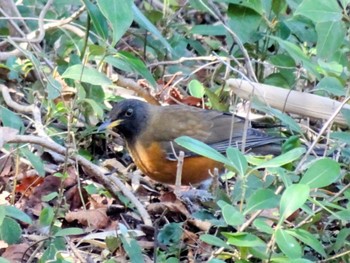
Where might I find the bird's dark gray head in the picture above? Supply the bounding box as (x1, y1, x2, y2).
(101, 99, 150, 143)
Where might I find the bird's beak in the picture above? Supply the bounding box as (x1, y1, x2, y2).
(98, 119, 123, 132)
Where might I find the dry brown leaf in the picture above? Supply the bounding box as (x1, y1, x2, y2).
(65, 207, 110, 229)
(1, 243, 30, 263)
(147, 202, 190, 218)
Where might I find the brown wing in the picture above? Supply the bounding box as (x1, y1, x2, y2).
(141, 104, 283, 159)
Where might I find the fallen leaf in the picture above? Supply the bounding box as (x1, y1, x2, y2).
(65, 207, 110, 229)
(1, 243, 30, 262)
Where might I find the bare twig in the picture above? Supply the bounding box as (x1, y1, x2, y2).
(5, 134, 152, 226)
(9, 0, 54, 43)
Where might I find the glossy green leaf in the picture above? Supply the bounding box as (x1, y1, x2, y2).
(218, 200, 245, 226)
(0, 257, 11, 263)
(62, 64, 112, 86)
(55, 227, 84, 237)
(315, 76, 345, 96)
(222, 232, 265, 247)
(46, 75, 62, 100)
(97, 0, 133, 45)
(114, 51, 156, 87)
(227, 5, 263, 44)
(0, 106, 24, 132)
(41, 192, 59, 202)
(244, 189, 279, 215)
(4, 205, 32, 224)
(332, 228, 350, 252)
(20, 147, 45, 177)
(255, 147, 305, 170)
(286, 229, 326, 257)
(272, 0, 287, 15)
(226, 147, 248, 176)
(120, 236, 144, 263)
(191, 25, 226, 35)
(83, 0, 108, 40)
(82, 98, 104, 119)
(254, 103, 301, 133)
(280, 184, 310, 221)
(275, 228, 302, 258)
(253, 218, 273, 234)
(330, 131, 350, 144)
(0, 217, 21, 245)
(175, 136, 230, 165)
(200, 234, 231, 249)
(158, 223, 183, 245)
(316, 21, 345, 60)
(39, 207, 54, 226)
(0, 206, 5, 225)
(270, 36, 320, 78)
(188, 80, 205, 98)
(295, 0, 342, 22)
(300, 158, 340, 188)
(132, 4, 175, 56)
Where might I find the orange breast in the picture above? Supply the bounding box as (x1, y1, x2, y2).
(127, 141, 224, 185)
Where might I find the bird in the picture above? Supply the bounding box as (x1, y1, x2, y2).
(100, 99, 284, 185)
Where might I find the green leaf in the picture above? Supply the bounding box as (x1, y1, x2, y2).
(332, 228, 350, 252)
(315, 76, 345, 96)
(114, 51, 156, 87)
(158, 223, 183, 245)
(0, 106, 24, 132)
(272, 0, 287, 15)
(255, 147, 305, 170)
(226, 147, 248, 176)
(331, 131, 350, 144)
(0, 257, 11, 263)
(0, 206, 5, 225)
(41, 192, 59, 202)
(275, 228, 302, 258)
(4, 205, 32, 224)
(46, 75, 62, 100)
(217, 0, 263, 15)
(265, 108, 302, 133)
(20, 147, 45, 177)
(222, 232, 265, 247)
(97, 0, 133, 45)
(81, 98, 104, 119)
(120, 236, 144, 263)
(270, 36, 320, 78)
(62, 64, 112, 86)
(253, 218, 274, 234)
(253, 103, 301, 133)
(55, 227, 84, 237)
(227, 4, 263, 44)
(279, 184, 310, 221)
(244, 189, 279, 215)
(316, 21, 345, 60)
(286, 229, 326, 257)
(0, 217, 22, 244)
(200, 234, 231, 249)
(83, 0, 108, 40)
(175, 136, 230, 166)
(190, 25, 226, 36)
(188, 80, 205, 98)
(39, 207, 54, 226)
(300, 158, 340, 188)
(132, 4, 176, 56)
(295, 0, 342, 23)
(218, 201, 245, 226)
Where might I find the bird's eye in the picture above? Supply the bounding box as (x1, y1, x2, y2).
(125, 108, 133, 117)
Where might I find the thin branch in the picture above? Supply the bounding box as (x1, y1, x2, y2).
(5, 134, 152, 226)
